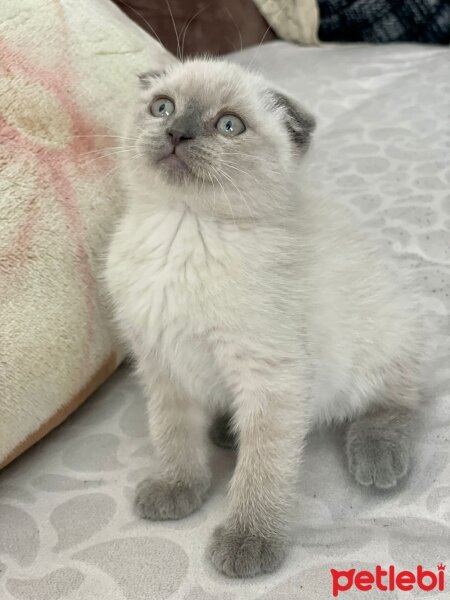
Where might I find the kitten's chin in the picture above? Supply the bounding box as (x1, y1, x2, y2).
(156, 153, 195, 184)
(159, 153, 187, 170)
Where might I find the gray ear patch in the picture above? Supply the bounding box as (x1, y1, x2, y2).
(138, 70, 164, 89)
(269, 91, 316, 150)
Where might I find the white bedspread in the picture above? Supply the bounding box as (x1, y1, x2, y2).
(1, 42, 449, 600)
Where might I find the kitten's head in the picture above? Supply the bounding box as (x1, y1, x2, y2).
(126, 58, 315, 219)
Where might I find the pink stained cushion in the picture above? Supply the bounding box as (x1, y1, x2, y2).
(0, 0, 174, 468)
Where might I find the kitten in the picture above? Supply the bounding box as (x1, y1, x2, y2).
(105, 58, 423, 578)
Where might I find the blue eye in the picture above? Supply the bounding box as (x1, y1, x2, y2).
(150, 97, 175, 117)
(216, 114, 245, 136)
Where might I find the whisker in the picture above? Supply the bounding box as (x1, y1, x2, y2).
(222, 152, 282, 175)
(74, 134, 138, 141)
(91, 163, 124, 192)
(180, 2, 212, 62)
(164, 0, 181, 60)
(247, 23, 272, 70)
(90, 157, 140, 200)
(79, 146, 134, 158)
(218, 160, 259, 182)
(198, 166, 213, 214)
(214, 164, 256, 222)
(115, 0, 165, 50)
(224, 7, 243, 54)
(210, 165, 237, 225)
(80, 147, 137, 167)
(207, 171, 218, 215)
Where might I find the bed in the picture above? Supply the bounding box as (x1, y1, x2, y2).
(1, 41, 449, 600)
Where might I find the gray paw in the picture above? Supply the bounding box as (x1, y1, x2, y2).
(346, 423, 411, 489)
(135, 477, 209, 520)
(210, 413, 236, 450)
(208, 525, 287, 577)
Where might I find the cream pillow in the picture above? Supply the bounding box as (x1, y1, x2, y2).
(0, 0, 174, 468)
(253, 0, 320, 45)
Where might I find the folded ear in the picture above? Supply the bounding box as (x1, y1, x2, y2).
(268, 91, 316, 151)
(138, 70, 165, 89)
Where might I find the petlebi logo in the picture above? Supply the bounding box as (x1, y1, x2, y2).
(331, 564, 446, 597)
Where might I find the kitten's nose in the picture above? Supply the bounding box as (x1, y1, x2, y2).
(167, 128, 193, 146)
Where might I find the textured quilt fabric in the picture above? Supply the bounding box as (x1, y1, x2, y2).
(0, 0, 173, 468)
(1, 41, 449, 600)
(318, 0, 450, 44)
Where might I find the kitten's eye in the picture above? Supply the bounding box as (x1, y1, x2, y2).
(150, 97, 175, 118)
(216, 114, 245, 136)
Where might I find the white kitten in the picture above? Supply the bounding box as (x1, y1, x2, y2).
(105, 58, 423, 578)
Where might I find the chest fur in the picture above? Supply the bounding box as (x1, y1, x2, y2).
(107, 209, 245, 345)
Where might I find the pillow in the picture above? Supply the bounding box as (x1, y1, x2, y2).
(0, 0, 174, 468)
(253, 0, 319, 45)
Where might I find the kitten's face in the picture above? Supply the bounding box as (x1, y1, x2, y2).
(127, 59, 315, 219)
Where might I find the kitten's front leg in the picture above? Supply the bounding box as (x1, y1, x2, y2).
(135, 367, 211, 520)
(208, 372, 307, 577)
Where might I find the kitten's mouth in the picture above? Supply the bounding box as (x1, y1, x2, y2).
(152, 141, 208, 184)
(157, 146, 190, 173)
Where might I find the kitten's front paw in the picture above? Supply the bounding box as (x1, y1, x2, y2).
(346, 427, 411, 489)
(135, 477, 209, 520)
(208, 525, 287, 577)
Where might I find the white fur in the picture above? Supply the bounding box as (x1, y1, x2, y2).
(107, 188, 422, 425)
(105, 58, 423, 574)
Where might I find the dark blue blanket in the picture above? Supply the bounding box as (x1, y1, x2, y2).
(318, 0, 450, 44)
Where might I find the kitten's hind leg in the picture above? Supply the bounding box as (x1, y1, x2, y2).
(210, 412, 237, 450)
(346, 406, 417, 489)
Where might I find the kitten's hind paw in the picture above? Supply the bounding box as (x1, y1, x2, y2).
(346, 409, 413, 489)
(208, 525, 287, 577)
(135, 477, 209, 520)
